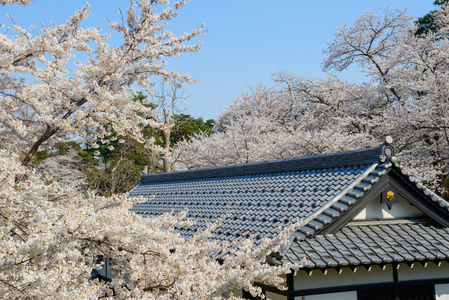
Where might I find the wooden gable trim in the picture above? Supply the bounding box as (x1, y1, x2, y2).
(318, 174, 391, 235)
(316, 167, 449, 235)
(388, 167, 449, 227)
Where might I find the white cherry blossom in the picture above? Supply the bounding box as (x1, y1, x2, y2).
(0, 1, 306, 299)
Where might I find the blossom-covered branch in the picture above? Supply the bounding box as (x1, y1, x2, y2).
(0, 0, 205, 166)
(0, 1, 307, 299)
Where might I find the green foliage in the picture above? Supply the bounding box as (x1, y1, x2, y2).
(171, 113, 214, 146)
(416, 0, 449, 36)
(34, 141, 81, 162)
(35, 150, 48, 161)
(78, 135, 154, 196)
(77, 112, 215, 196)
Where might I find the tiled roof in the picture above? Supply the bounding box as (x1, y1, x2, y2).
(285, 219, 449, 268)
(130, 163, 371, 242)
(130, 145, 387, 243)
(129, 143, 449, 268)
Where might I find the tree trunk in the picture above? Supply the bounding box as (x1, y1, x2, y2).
(161, 109, 171, 173)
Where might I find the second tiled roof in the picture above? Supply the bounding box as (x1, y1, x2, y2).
(284, 219, 449, 269)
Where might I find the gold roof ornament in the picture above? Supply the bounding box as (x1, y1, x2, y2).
(387, 191, 395, 201)
(382, 187, 399, 210)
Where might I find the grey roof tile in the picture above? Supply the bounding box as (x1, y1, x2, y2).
(130, 152, 376, 242)
(130, 144, 449, 268)
(284, 220, 449, 268)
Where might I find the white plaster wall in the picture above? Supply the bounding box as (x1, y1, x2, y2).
(294, 265, 393, 290)
(294, 291, 357, 300)
(436, 283, 449, 300)
(266, 291, 287, 300)
(354, 194, 424, 220)
(398, 261, 449, 281)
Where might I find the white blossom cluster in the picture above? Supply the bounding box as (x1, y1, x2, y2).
(0, 0, 32, 5)
(172, 78, 380, 169)
(0, 0, 204, 166)
(0, 0, 306, 298)
(173, 6, 449, 194)
(0, 150, 304, 299)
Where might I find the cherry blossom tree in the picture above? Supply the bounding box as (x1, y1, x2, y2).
(1, 151, 304, 299)
(172, 76, 380, 170)
(0, 0, 206, 166)
(0, 0, 305, 298)
(174, 4, 449, 197)
(322, 5, 449, 195)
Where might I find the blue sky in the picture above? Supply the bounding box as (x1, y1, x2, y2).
(2, 0, 436, 120)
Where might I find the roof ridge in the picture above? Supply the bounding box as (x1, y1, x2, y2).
(141, 145, 387, 183)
